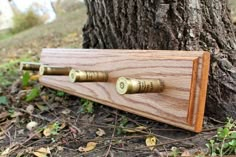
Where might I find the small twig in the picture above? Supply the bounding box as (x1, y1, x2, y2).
(209, 117, 225, 124)
(104, 110, 118, 157)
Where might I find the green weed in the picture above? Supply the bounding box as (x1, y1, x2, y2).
(22, 71, 30, 87)
(170, 147, 181, 157)
(0, 96, 8, 105)
(56, 91, 65, 97)
(117, 116, 129, 135)
(0, 54, 35, 87)
(26, 87, 40, 102)
(206, 118, 236, 156)
(80, 98, 94, 114)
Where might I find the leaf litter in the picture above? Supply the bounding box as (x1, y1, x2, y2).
(0, 8, 228, 156)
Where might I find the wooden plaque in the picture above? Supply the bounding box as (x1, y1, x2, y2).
(39, 49, 210, 132)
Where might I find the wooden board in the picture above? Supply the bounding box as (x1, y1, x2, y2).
(39, 49, 210, 132)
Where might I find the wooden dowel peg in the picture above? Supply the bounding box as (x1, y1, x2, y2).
(39, 65, 71, 75)
(69, 69, 108, 82)
(20, 62, 41, 71)
(116, 77, 164, 95)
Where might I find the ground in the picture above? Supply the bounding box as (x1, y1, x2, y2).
(0, 3, 235, 157)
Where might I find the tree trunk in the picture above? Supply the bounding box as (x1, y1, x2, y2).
(82, 0, 236, 120)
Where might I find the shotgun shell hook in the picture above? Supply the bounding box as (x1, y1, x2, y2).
(20, 62, 41, 71)
(69, 69, 108, 82)
(39, 65, 71, 75)
(116, 77, 164, 95)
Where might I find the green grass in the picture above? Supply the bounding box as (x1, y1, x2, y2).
(0, 7, 87, 50)
(0, 30, 13, 41)
(0, 4, 87, 87)
(0, 53, 35, 86)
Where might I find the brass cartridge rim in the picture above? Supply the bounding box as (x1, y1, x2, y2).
(39, 65, 45, 75)
(116, 77, 132, 95)
(19, 62, 26, 71)
(69, 69, 78, 82)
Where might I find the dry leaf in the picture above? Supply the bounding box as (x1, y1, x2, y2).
(57, 146, 64, 151)
(32, 147, 50, 157)
(36, 104, 49, 112)
(60, 122, 66, 130)
(30, 74, 40, 81)
(0, 112, 8, 120)
(0, 135, 6, 140)
(1, 147, 10, 156)
(10, 111, 23, 118)
(123, 126, 147, 133)
(96, 128, 106, 137)
(61, 108, 71, 115)
(78, 142, 97, 152)
(26, 104, 34, 114)
(26, 121, 38, 131)
(181, 150, 191, 156)
(41, 95, 49, 101)
(145, 136, 157, 150)
(43, 127, 52, 137)
(43, 122, 60, 137)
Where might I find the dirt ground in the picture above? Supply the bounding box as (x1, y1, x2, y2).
(0, 3, 235, 157)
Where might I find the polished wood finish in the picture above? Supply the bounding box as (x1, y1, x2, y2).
(39, 49, 210, 132)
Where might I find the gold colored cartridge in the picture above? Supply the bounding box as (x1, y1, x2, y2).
(116, 77, 164, 95)
(39, 65, 71, 75)
(20, 62, 41, 71)
(69, 69, 108, 82)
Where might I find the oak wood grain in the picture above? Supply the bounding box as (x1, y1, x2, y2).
(39, 49, 210, 132)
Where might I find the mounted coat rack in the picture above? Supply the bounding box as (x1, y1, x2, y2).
(36, 49, 210, 132)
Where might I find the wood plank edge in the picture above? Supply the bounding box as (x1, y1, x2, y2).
(187, 58, 199, 124)
(194, 52, 210, 132)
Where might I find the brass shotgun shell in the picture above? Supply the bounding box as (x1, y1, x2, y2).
(20, 62, 41, 71)
(116, 77, 164, 95)
(69, 69, 108, 82)
(39, 65, 71, 75)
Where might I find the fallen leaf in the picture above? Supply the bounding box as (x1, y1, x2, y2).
(0, 135, 6, 140)
(123, 126, 148, 133)
(10, 111, 23, 118)
(96, 128, 106, 137)
(43, 122, 60, 137)
(36, 104, 49, 112)
(43, 127, 52, 137)
(61, 108, 71, 115)
(26, 121, 38, 131)
(17, 129, 25, 135)
(0, 112, 8, 120)
(60, 122, 66, 130)
(32, 147, 50, 157)
(79, 142, 97, 152)
(26, 105, 34, 114)
(41, 95, 49, 101)
(57, 146, 64, 151)
(145, 136, 157, 150)
(1, 147, 10, 156)
(181, 150, 191, 156)
(30, 74, 40, 81)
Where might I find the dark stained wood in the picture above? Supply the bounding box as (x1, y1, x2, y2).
(39, 49, 210, 132)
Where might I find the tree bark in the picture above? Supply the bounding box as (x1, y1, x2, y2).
(82, 0, 236, 120)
